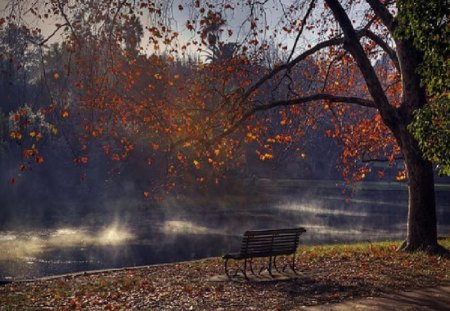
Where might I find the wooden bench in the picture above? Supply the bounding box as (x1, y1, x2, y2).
(223, 227, 306, 279)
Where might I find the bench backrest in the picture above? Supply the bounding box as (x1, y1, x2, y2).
(239, 227, 306, 258)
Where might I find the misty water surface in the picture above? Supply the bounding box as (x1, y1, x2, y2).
(1, 180, 449, 282)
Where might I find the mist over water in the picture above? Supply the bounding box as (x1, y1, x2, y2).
(1, 178, 449, 282)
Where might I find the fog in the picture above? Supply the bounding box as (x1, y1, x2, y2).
(0, 223, 134, 261)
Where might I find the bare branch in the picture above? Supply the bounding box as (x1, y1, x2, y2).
(321, 51, 347, 92)
(243, 36, 344, 100)
(365, 0, 395, 32)
(55, 0, 80, 44)
(287, 0, 316, 63)
(28, 23, 68, 46)
(362, 156, 403, 163)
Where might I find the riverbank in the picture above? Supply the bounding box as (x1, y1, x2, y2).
(1, 239, 449, 310)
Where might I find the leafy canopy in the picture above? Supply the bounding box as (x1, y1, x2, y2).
(397, 0, 450, 175)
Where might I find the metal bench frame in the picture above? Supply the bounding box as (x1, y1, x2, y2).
(223, 227, 306, 279)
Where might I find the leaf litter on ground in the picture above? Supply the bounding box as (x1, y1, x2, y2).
(1, 239, 449, 310)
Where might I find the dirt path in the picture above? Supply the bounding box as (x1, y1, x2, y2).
(302, 286, 450, 310)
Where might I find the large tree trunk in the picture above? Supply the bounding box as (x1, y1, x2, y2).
(393, 38, 446, 253)
(398, 128, 440, 252)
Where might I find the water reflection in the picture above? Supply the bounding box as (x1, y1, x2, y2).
(277, 202, 369, 217)
(0, 223, 134, 261)
(161, 220, 222, 235)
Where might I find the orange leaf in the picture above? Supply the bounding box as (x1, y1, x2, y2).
(35, 155, 44, 164)
(81, 156, 88, 164)
(103, 145, 110, 155)
(23, 149, 34, 159)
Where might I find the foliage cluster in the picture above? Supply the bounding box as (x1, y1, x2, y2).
(397, 0, 450, 175)
(396, 0, 450, 96)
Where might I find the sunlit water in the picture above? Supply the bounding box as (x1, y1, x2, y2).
(1, 182, 449, 282)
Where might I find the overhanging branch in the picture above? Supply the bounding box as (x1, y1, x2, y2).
(170, 93, 376, 150)
(243, 36, 345, 100)
(218, 94, 376, 141)
(362, 156, 404, 163)
(243, 28, 398, 105)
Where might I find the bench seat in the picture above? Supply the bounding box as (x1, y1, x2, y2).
(223, 227, 306, 279)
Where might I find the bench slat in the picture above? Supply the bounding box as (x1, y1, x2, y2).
(241, 237, 299, 244)
(244, 228, 306, 235)
(241, 243, 298, 248)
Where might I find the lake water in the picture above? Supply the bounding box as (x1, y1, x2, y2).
(1, 180, 449, 282)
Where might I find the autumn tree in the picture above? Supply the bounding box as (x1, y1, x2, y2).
(169, 0, 448, 253)
(2, 0, 448, 253)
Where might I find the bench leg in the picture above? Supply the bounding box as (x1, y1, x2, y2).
(225, 258, 249, 280)
(242, 259, 249, 280)
(249, 258, 256, 276)
(273, 256, 282, 273)
(268, 256, 274, 277)
(224, 258, 231, 279)
(291, 253, 298, 274)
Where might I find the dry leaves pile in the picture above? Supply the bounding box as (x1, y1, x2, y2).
(1, 240, 449, 310)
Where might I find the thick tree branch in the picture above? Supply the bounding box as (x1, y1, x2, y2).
(362, 29, 400, 71)
(243, 28, 398, 105)
(365, 0, 395, 32)
(325, 0, 399, 129)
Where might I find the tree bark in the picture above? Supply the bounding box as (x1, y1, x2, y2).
(397, 128, 442, 252)
(394, 34, 446, 253)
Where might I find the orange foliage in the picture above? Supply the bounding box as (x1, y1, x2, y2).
(6, 0, 408, 194)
